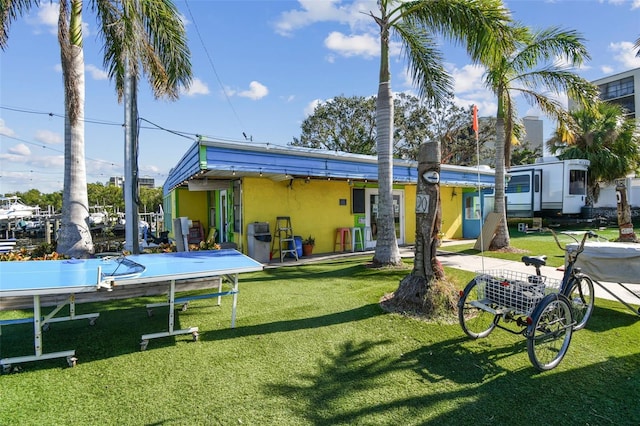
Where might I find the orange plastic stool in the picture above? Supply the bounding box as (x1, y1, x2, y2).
(334, 228, 352, 252)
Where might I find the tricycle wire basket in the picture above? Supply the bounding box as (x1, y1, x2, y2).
(474, 270, 562, 316)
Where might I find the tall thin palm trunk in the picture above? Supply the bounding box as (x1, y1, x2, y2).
(491, 114, 509, 249)
(372, 6, 401, 266)
(57, 0, 93, 257)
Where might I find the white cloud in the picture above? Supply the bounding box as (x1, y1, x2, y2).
(324, 31, 378, 58)
(0, 119, 16, 137)
(34, 130, 63, 145)
(274, 0, 376, 36)
(304, 99, 323, 116)
(450, 63, 486, 94)
(600, 65, 614, 74)
(8, 143, 31, 156)
(181, 78, 210, 96)
(609, 41, 640, 69)
(86, 64, 108, 80)
(37, 2, 59, 34)
(238, 81, 269, 100)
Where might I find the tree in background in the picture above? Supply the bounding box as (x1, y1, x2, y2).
(510, 140, 542, 166)
(292, 94, 496, 164)
(291, 95, 377, 155)
(547, 102, 640, 206)
(483, 25, 597, 250)
(13, 184, 162, 218)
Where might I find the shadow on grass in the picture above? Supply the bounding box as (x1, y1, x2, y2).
(265, 337, 640, 424)
(201, 303, 385, 342)
(586, 304, 640, 332)
(247, 258, 409, 284)
(0, 301, 193, 372)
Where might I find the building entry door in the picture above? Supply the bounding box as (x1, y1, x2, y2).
(364, 188, 404, 248)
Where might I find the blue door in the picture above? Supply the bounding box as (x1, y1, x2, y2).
(462, 192, 482, 238)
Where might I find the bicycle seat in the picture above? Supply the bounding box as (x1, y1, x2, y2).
(522, 255, 547, 267)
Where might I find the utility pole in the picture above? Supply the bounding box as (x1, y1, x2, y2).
(124, 60, 140, 254)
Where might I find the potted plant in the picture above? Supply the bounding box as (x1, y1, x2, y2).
(302, 235, 315, 256)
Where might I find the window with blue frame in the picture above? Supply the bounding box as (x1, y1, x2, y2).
(506, 175, 530, 193)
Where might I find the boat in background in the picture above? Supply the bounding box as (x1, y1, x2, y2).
(0, 196, 40, 221)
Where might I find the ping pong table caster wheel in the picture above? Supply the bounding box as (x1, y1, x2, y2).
(192, 331, 199, 342)
(146, 309, 153, 318)
(42, 323, 50, 332)
(140, 340, 149, 351)
(181, 303, 189, 312)
(2, 364, 12, 374)
(89, 318, 97, 326)
(67, 356, 77, 368)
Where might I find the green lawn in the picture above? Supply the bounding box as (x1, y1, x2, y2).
(442, 226, 621, 268)
(1, 255, 639, 425)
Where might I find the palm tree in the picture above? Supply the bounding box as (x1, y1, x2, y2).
(368, 0, 513, 267)
(483, 25, 597, 250)
(547, 101, 640, 206)
(1, 0, 191, 257)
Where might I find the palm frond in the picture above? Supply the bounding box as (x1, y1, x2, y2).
(393, 22, 451, 105)
(93, 0, 192, 101)
(511, 26, 590, 71)
(402, 0, 514, 66)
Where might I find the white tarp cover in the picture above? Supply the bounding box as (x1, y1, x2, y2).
(567, 241, 640, 283)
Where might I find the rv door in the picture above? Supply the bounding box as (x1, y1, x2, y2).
(564, 168, 588, 214)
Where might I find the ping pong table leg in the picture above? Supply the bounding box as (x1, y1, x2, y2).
(231, 274, 238, 328)
(34, 295, 43, 357)
(140, 279, 199, 351)
(1, 295, 77, 373)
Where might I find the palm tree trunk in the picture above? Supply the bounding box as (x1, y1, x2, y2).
(491, 115, 510, 249)
(373, 10, 401, 266)
(57, 0, 93, 257)
(373, 85, 401, 266)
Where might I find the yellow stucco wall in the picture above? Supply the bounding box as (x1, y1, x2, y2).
(170, 188, 209, 239)
(241, 177, 426, 254)
(168, 178, 464, 253)
(440, 186, 463, 239)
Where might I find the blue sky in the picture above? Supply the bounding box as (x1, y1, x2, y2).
(1, 0, 639, 194)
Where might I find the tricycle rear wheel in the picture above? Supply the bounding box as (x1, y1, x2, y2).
(527, 294, 573, 371)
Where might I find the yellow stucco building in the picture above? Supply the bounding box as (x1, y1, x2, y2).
(163, 139, 495, 260)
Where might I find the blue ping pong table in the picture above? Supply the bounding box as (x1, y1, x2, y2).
(0, 249, 263, 371)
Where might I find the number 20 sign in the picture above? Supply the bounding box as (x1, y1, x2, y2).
(416, 194, 430, 213)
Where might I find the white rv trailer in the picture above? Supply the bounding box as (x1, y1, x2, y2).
(506, 157, 590, 217)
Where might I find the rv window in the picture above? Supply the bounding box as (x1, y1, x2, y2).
(505, 175, 530, 194)
(534, 174, 540, 193)
(569, 170, 586, 195)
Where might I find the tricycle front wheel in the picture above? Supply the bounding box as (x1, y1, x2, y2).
(564, 274, 595, 331)
(526, 294, 573, 371)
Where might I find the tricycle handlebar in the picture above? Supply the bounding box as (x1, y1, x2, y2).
(541, 227, 597, 254)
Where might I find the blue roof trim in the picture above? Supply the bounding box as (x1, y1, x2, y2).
(163, 141, 202, 195)
(163, 139, 495, 192)
(203, 145, 415, 181)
